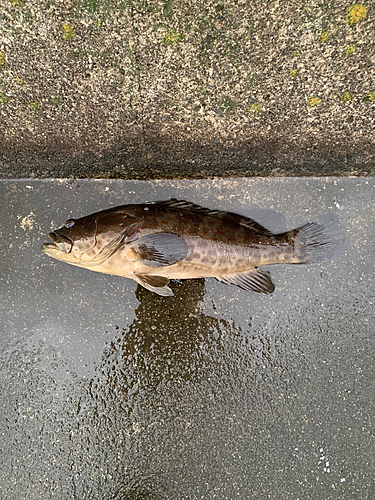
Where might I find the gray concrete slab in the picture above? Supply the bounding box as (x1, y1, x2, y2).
(0, 178, 374, 499)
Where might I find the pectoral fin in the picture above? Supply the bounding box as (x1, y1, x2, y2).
(130, 233, 188, 267)
(135, 273, 174, 297)
(216, 269, 275, 294)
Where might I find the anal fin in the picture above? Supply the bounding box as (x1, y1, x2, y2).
(135, 273, 174, 297)
(216, 268, 275, 294)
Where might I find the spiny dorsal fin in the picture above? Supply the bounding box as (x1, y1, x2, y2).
(216, 269, 275, 294)
(150, 199, 273, 235)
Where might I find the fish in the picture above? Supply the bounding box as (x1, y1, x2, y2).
(42, 199, 345, 297)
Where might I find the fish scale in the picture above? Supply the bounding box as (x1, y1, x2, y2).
(42, 199, 345, 297)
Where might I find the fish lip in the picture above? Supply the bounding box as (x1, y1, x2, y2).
(42, 241, 55, 251)
(41, 242, 56, 255)
(44, 232, 73, 253)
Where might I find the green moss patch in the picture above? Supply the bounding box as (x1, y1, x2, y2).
(247, 103, 262, 114)
(362, 92, 375, 102)
(345, 45, 356, 57)
(307, 97, 321, 107)
(341, 92, 354, 102)
(164, 29, 182, 45)
(346, 4, 367, 26)
(26, 101, 39, 111)
(62, 23, 75, 41)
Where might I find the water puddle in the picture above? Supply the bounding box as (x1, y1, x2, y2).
(0, 178, 374, 499)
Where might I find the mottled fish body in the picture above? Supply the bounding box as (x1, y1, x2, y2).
(42, 199, 345, 296)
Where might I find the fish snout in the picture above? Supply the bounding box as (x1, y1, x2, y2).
(46, 231, 73, 253)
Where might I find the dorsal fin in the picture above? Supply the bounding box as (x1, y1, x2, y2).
(149, 199, 273, 235)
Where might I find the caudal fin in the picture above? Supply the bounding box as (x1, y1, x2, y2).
(293, 214, 345, 264)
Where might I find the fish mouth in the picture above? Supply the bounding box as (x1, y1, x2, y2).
(42, 232, 73, 254)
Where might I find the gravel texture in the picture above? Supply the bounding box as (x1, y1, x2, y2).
(0, 0, 374, 178)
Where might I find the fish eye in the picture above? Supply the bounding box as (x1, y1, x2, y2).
(65, 220, 75, 229)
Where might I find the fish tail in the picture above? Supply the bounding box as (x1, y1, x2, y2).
(292, 213, 345, 264)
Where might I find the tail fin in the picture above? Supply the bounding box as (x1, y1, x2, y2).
(293, 214, 345, 264)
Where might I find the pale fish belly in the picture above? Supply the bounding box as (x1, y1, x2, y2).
(87, 234, 298, 280)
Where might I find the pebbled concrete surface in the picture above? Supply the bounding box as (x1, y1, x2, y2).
(0, 178, 374, 499)
(0, 1, 374, 178)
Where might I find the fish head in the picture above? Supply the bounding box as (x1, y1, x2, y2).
(42, 210, 137, 265)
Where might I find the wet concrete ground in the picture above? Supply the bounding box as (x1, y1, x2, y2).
(1, 1, 374, 178)
(0, 178, 374, 499)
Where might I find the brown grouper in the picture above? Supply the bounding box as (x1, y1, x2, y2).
(42, 199, 345, 296)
